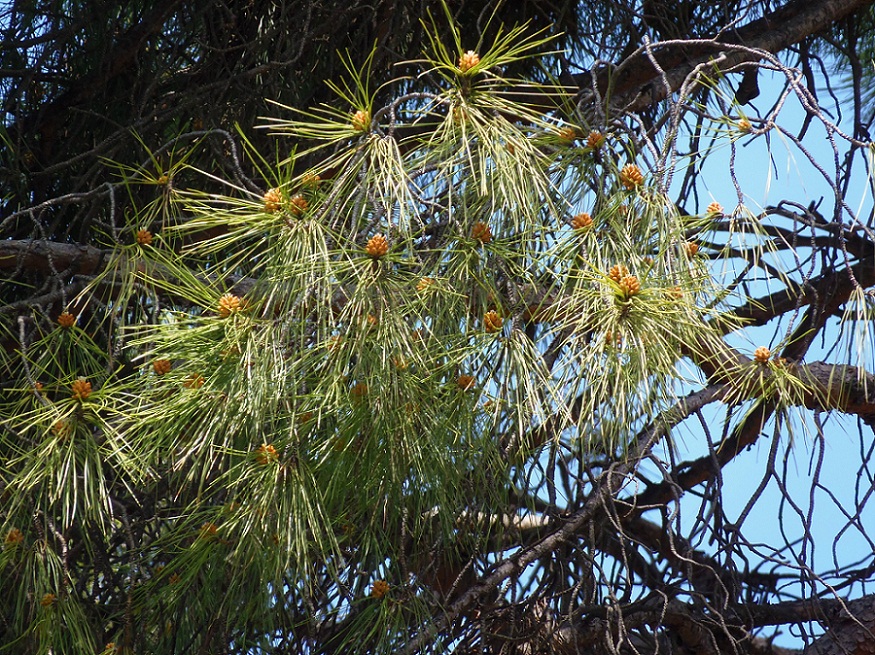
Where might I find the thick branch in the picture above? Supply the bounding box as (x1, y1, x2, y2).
(599, 0, 874, 113)
(729, 254, 875, 332)
(0, 240, 108, 277)
(740, 594, 875, 655)
(634, 361, 875, 509)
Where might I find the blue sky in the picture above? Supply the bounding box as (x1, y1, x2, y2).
(660, 68, 874, 647)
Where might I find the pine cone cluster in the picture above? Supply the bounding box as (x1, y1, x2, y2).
(218, 293, 245, 318)
(263, 188, 283, 213)
(371, 580, 390, 599)
(557, 126, 577, 143)
(57, 311, 76, 329)
(706, 201, 723, 215)
(619, 163, 644, 189)
(457, 374, 476, 391)
(327, 336, 343, 353)
(754, 346, 771, 364)
(199, 523, 218, 540)
(666, 285, 683, 300)
(458, 50, 480, 73)
(136, 229, 153, 245)
(288, 194, 308, 216)
(586, 131, 605, 149)
(351, 109, 371, 132)
(53, 420, 73, 440)
(618, 275, 641, 297)
(571, 212, 593, 230)
(71, 377, 92, 401)
(366, 234, 389, 258)
(471, 222, 492, 244)
(255, 444, 279, 465)
(608, 264, 630, 283)
(184, 374, 205, 389)
(350, 382, 368, 401)
(152, 359, 172, 375)
(483, 310, 503, 333)
(604, 330, 622, 347)
(4, 528, 24, 547)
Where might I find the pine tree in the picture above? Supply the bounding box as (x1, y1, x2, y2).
(2, 1, 875, 654)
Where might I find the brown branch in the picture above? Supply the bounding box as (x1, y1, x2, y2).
(802, 595, 875, 655)
(727, 249, 875, 344)
(549, 596, 802, 655)
(0, 240, 108, 277)
(799, 362, 875, 415)
(398, 381, 736, 655)
(738, 594, 875, 655)
(633, 361, 875, 510)
(432, 359, 875, 614)
(599, 0, 875, 113)
(481, 587, 874, 655)
(0, 239, 261, 309)
(538, 592, 875, 655)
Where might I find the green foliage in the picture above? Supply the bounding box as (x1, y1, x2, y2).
(0, 10, 830, 655)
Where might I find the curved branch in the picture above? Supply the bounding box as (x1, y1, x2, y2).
(634, 361, 875, 510)
(593, 0, 875, 113)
